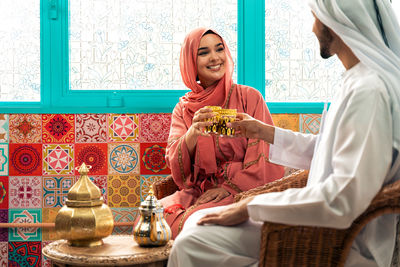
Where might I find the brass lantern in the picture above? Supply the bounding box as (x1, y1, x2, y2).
(134, 189, 171, 246)
(55, 163, 114, 247)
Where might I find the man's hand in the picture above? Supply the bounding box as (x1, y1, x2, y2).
(228, 113, 275, 144)
(195, 187, 230, 205)
(197, 197, 254, 226)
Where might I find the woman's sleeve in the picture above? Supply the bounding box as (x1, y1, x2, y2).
(165, 103, 196, 189)
(220, 88, 285, 196)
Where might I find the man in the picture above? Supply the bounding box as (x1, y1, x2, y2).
(167, 0, 400, 266)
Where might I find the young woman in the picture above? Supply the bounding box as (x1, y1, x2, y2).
(161, 28, 284, 238)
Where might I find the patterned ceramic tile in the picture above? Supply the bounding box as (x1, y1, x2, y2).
(42, 208, 60, 241)
(108, 143, 140, 175)
(9, 177, 42, 209)
(108, 114, 139, 142)
(76, 114, 107, 143)
(90, 176, 108, 204)
(75, 143, 108, 175)
(271, 114, 300, 132)
(9, 144, 42, 176)
(8, 241, 41, 266)
(139, 113, 171, 142)
(42, 176, 75, 208)
(140, 143, 169, 175)
(299, 114, 322, 134)
(111, 207, 138, 235)
(9, 114, 42, 144)
(42, 114, 75, 143)
(0, 144, 8, 176)
(8, 209, 42, 241)
(0, 114, 8, 143)
(42, 241, 52, 267)
(108, 175, 140, 208)
(0, 242, 7, 266)
(0, 177, 8, 209)
(43, 144, 74, 175)
(0, 210, 7, 242)
(140, 175, 168, 201)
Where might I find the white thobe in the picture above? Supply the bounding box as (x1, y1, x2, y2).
(168, 63, 400, 267)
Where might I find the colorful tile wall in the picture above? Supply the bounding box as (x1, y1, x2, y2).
(0, 112, 321, 265)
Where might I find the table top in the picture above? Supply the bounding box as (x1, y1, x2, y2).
(42, 235, 173, 266)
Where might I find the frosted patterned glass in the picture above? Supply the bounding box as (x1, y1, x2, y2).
(0, 0, 40, 102)
(265, 0, 342, 102)
(69, 0, 237, 90)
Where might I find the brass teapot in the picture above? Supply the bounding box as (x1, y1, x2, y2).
(133, 188, 171, 246)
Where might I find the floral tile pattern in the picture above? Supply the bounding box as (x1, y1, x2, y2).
(111, 207, 138, 235)
(9, 144, 42, 176)
(140, 175, 168, 201)
(0, 177, 9, 209)
(108, 143, 140, 175)
(9, 114, 42, 144)
(0, 114, 9, 143)
(300, 114, 322, 134)
(139, 113, 171, 142)
(42, 114, 75, 143)
(108, 114, 139, 142)
(9, 209, 42, 241)
(0, 242, 7, 266)
(75, 143, 108, 175)
(140, 143, 169, 175)
(0, 210, 8, 242)
(9, 177, 42, 209)
(8, 241, 41, 266)
(108, 175, 140, 208)
(0, 144, 8, 176)
(43, 144, 74, 175)
(42, 176, 75, 208)
(271, 114, 300, 132)
(76, 114, 107, 143)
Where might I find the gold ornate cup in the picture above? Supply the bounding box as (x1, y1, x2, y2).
(217, 108, 237, 137)
(55, 163, 114, 247)
(204, 106, 222, 134)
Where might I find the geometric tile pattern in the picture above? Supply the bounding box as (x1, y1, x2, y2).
(299, 114, 321, 134)
(8, 241, 42, 266)
(43, 144, 74, 175)
(9, 144, 42, 176)
(271, 114, 300, 132)
(42, 114, 75, 143)
(140, 143, 169, 175)
(108, 114, 139, 142)
(0, 114, 9, 143)
(0, 177, 9, 209)
(9, 177, 42, 209)
(9, 114, 42, 144)
(111, 207, 138, 235)
(108, 175, 140, 208)
(140, 175, 168, 201)
(139, 113, 171, 142)
(0, 209, 8, 242)
(42, 176, 75, 208)
(76, 114, 107, 143)
(0, 242, 7, 266)
(75, 143, 108, 175)
(108, 143, 140, 175)
(0, 144, 8, 176)
(8, 209, 42, 241)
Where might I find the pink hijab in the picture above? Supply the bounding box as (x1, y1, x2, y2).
(179, 28, 234, 126)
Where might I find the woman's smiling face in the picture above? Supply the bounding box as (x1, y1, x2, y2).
(196, 33, 226, 88)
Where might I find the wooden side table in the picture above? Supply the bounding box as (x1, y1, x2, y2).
(42, 235, 173, 267)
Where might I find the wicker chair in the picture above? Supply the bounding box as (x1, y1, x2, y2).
(152, 171, 400, 267)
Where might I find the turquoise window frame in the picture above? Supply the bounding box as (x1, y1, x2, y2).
(0, 0, 324, 114)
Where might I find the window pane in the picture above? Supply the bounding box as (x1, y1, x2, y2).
(69, 0, 237, 90)
(265, 0, 342, 102)
(0, 0, 40, 102)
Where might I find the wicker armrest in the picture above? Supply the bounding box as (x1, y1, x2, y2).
(152, 175, 179, 200)
(259, 179, 400, 267)
(235, 170, 309, 202)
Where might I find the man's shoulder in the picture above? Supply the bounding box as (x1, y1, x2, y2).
(348, 65, 387, 96)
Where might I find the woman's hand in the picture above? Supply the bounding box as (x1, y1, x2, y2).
(228, 113, 275, 144)
(195, 187, 230, 205)
(185, 107, 215, 156)
(197, 197, 254, 226)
